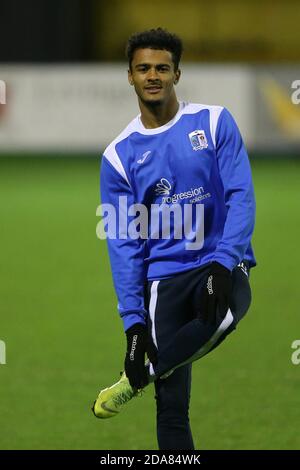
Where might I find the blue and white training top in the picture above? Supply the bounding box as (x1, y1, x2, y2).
(100, 102, 256, 331)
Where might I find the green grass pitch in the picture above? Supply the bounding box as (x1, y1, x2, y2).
(0, 156, 299, 450)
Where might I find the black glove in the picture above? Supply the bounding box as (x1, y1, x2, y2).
(125, 323, 158, 389)
(200, 262, 232, 324)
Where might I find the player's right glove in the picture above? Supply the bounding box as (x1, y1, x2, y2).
(125, 323, 157, 390)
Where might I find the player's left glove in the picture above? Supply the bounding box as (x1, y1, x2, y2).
(200, 262, 232, 324)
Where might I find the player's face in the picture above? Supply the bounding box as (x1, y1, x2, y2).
(128, 48, 180, 105)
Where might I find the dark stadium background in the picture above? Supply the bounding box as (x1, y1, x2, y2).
(0, 0, 300, 450)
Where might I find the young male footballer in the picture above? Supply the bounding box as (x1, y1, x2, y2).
(92, 28, 256, 450)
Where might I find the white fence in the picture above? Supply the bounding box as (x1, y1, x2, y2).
(0, 64, 299, 152)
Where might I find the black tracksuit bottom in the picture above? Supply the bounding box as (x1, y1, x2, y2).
(145, 262, 252, 450)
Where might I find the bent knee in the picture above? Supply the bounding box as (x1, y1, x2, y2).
(230, 266, 252, 322)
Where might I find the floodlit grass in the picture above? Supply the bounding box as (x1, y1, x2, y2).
(0, 156, 299, 449)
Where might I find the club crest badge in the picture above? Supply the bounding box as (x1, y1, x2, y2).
(189, 130, 208, 151)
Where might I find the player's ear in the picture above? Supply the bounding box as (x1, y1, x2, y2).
(128, 69, 134, 86)
(174, 69, 181, 85)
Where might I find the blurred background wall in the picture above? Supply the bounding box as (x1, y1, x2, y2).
(1, 0, 300, 63)
(0, 0, 300, 154)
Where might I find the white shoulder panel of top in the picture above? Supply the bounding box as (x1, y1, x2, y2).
(102, 117, 140, 186)
(183, 103, 224, 148)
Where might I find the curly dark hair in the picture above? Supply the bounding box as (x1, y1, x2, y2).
(126, 27, 183, 71)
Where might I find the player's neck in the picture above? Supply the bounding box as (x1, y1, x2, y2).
(139, 96, 179, 129)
